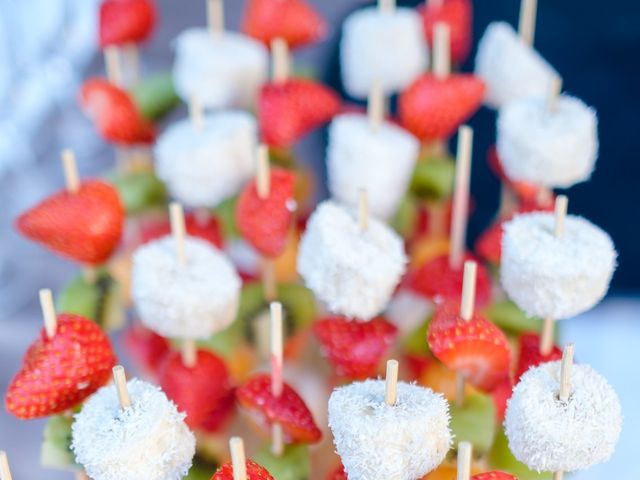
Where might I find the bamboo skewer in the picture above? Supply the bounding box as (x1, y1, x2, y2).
(385, 359, 399, 406)
(271, 38, 290, 84)
(358, 189, 369, 232)
(455, 261, 477, 406)
(270, 301, 284, 456)
(112, 365, 132, 409)
(229, 437, 247, 480)
(552, 344, 575, 480)
(0, 451, 13, 480)
(518, 0, 538, 46)
(207, 0, 224, 37)
(449, 126, 473, 270)
(368, 80, 384, 132)
(456, 441, 472, 480)
(39, 288, 57, 339)
(433, 22, 451, 79)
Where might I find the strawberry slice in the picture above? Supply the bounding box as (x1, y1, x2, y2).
(200, 386, 237, 433)
(399, 74, 485, 141)
(79, 78, 156, 145)
(236, 374, 321, 444)
(158, 349, 233, 429)
(428, 302, 511, 391)
(474, 220, 503, 266)
(472, 473, 517, 480)
(236, 168, 296, 257)
(259, 79, 340, 147)
(140, 212, 224, 249)
(515, 332, 563, 382)
(327, 465, 348, 480)
(16, 180, 124, 265)
(99, 0, 156, 48)
(122, 323, 170, 378)
(404, 253, 492, 308)
(242, 0, 326, 49)
(212, 459, 274, 480)
(419, 0, 472, 65)
(5, 314, 117, 419)
(313, 316, 398, 379)
(490, 376, 513, 423)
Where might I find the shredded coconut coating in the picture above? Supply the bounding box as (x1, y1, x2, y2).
(155, 111, 257, 208)
(500, 213, 616, 319)
(297, 201, 407, 320)
(504, 361, 622, 473)
(327, 114, 419, 221)
(497, 95, 598, 188)
(132, 236, 241, 339)
(475, 22, 557, 109)
(71, 379, 196, 480)
(173, 28, 268, 109)
(340, 7, 428, 99)
(328, 379, 451, 480)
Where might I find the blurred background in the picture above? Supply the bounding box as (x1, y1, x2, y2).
(0, 0, 638, 478)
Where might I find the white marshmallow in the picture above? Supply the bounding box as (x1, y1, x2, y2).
(327, 113, 419, 221)
(328, 379, 451, 480)
(172, 28, 268, 110)
(505, 361, 622, 473)
(497, 95, 598, 188)
(500, 213, 616, 319)
(475, 22, 557, 109)
(154, 111, 257, 208)
(132, 236, 241, 339)
(297, 201, 407, 320)
(340, 7, 428, 99)
(71, 379, 196, 480)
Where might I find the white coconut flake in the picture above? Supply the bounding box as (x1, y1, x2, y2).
(500, 212, 616, 319)
(327, 113, 419, 221)
(297, 201, 407, 320)
(328, 379, 451, 480)
(132, 236, 241, 339)
(505, 361, 622, 473)
(497, 94, 598, 188)
(71, 379, 196, 480)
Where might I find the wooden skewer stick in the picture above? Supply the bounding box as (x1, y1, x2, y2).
(433, 22, 451, 79)
(182, 339, 197, 367)
(385, 359, 399, 406)
(229, 437, 247, 480)
(104, 46, 123, 86)
(518, 0, 538, 46)
(112, 365, 132, 409)
(61, 149, 80, 193)
(123, 44, 140, 86)
(39, 288, 57, 339)
(270, 301, 284, 456)
(256, 144, 270, 199)
(547, 76, 563, 113)
(368, 79, 384, 132)
(379, 0, 395, 13)
(456, 441, 473, 480)
(553, 472, 564, 480)
(271, 38, 290, 83)
(540, 316, 554, 355)
(559, 343, 574, 402)
(169, 202, 187, 266)
(261, 258, 277, 302)
(0, 451, 13, 480)
(190, 95, 205, 132)
(449, 126, 473, 270)
(358, 189, 369, 232)
(460, 261, 477, 321)
(207, 0, 224, 37)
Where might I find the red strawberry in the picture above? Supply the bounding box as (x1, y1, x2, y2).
(79, 78, 156, 145)
(141, 212, 224, 249)
(404, 253, 492, 308)
(158, 349, 233, 429)
(212, 459, 274, 480)
(99, 0, 156, 48)
(419, 0, 473, 65)
(242, 0, 326, 49)
(327, 465, 348, 480)
(236, 168, 296, 257)
(399, 74, 485, 141)
(475, 220, 503, 266)
(515, 332, 563, 382)
(16, 180, 124, 265)
(472, 473, 517, 480)
(259, 79, 340, 147)
(5, 314, 117, 419)
(428, 302, 511, 391)
(313, 316, 398, 379)
(122, 323, 170, 378)
(200, 386, 237, 433)
(490, 376, 513, 423)
(236, 374, 321, 443)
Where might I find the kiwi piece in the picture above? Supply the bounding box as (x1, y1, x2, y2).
(254, 443, 310, 480)
(489, 429, 552, 479)
(108, 169, 167, 216)
(483, 300, 558, 338)
(213, 196, 240, 239)
(131, 72, 180, 122)
(403, 314, 433, 355)
(391, 194, 419, 239)
(184, 454, 219, 480)
(56, 270, 125, 332)
(41, 414, 78, 470)
(449, 392, 496, 454)
(410, 156, 456, 201)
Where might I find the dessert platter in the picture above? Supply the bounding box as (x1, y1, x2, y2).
(2, 0, 622, 479)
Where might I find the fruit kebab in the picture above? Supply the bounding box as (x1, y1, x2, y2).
(328, 359, 452, 479)
(505, 345, 622, 479)
(211, 437, 274, 480)
(71, 365, 196, 480)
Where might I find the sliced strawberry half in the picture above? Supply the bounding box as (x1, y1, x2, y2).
(236, 373, 321, 444)
(472, 473, 518, 480)
(327, 465, 348, 480)
(490, 376, 513, 423)
(313, 316, 398, 379)
(122, 323, 170, 378)
(140, 212, 224, 249)
(515, 332, 563, 382)
(99, 0, 157, 48)
(212, 459, 274, 480)
(428, 302, 511, 392)
(419, 0, 472, 65)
